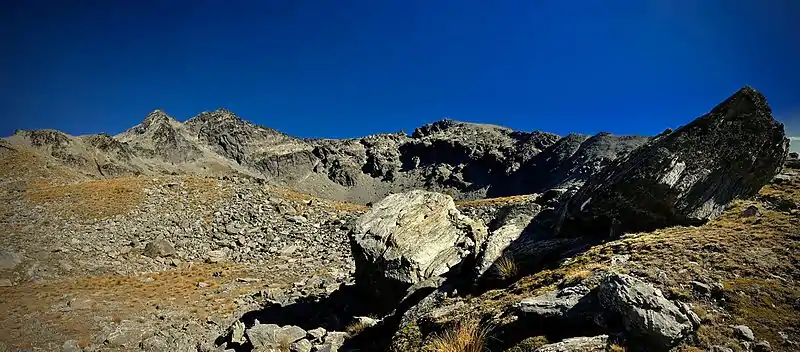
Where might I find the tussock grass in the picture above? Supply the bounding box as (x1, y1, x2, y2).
(493, 254, 519, 282)
(346, 320, 374, 337)
(427, 319, 490, 352)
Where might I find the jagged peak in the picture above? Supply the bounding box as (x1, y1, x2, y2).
(120, 109, 181, 137)
(143, 109, 176, 123)
(711, 86, 771, 118)
(185, 108, 245, 127)
(10, 128, 72, 147)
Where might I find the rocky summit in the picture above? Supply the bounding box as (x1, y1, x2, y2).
(1, 87, 798, 352)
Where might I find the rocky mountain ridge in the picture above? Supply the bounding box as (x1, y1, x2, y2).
(4, 108, 649, 204)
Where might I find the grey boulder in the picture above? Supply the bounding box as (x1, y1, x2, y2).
(534, 335, 609, 352)
(598, 273, 699, 349)
(515, 285, 591, 320)
(245, 324, 307, 350)
(349, 190, 486, 309)
(564, 87, 788, 235)
(734, 324, 755, 341)
(143, 239, 176, 258)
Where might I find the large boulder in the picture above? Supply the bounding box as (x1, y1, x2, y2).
(562, 87, 788, 235)
(473, 200, 542, 282)
(349, 190, 487, 310)
(598, 273, 700, 349)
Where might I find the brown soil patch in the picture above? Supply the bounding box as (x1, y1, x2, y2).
(0, 263, 265, 350)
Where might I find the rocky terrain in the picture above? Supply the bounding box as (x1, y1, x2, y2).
(1, 86, 798, 352)
(3, 106, 650, 204)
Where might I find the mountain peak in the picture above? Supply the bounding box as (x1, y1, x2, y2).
(144, 109, 173, 122)
(118, 110, 180, 138)
(185, 108, 244, 127)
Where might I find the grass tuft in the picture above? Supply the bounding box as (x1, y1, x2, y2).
(494, 254, 519, 282)
(346, 320, 374, 337)
(427, 319, 490, 352)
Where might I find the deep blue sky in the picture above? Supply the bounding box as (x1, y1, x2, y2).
(1, 0, 798, 140)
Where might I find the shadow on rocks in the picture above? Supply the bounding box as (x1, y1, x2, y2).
(238, 284, 375, 332)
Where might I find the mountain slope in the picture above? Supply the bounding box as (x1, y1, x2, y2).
(3, 112, 647, 204)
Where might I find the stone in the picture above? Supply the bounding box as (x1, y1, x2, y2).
(0, 279, 13, 287)
(691, 281, 711, 295)
(104, 323, 148, 348)
(140, 336, 169, 351)
(61, 340, 81, 352)
(143, 239, 176, 258)
(246, 323, 280, 348)
(515, 285, 591, 320)
(290, 338, 312, 352)
(754, 340, 772, 352)
(773, 173, 792, 184)
(287, 215, 307, 224)
(710, 346, 734, 352)
(473, 202, 541, 281)
(278, 325, 307, 345)
(533, 335, 609, 352)
(734, 324, 755, 341)
(228, 320, 245, 344)
(351, 316, 379, 330)
(349, 190, 487, 310)
(741, 205, 760, 217)
(205, 249, 227, 263)
(225, 223, 242, 235)
(0, 250, 22, 270)
(563, 87, 788, 235)
(307, 327, 327, 341)
(246, 324, 306, 349)
(598, 273, 699, 348)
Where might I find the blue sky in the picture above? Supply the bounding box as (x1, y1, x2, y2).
(1, 0, 798, 142)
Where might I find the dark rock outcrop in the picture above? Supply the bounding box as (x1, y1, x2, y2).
(562, 87, 788, 235)
(491, 133, 650, 197)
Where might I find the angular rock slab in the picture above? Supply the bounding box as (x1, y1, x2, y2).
(534, 335, 609, 352)
(474, 201, 541, 281)
(564, 87, 788, 234)
(515, 285, 591, 320)
(350, 190, 487, 308)
(246, 324, 307, 350)
(598, 273, 699, 349)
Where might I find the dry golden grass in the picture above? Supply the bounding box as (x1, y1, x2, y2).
(268, 186, 368, 212)
(346, 320, 374, 337)
(0, 262, 262, 349)
(427, 319, 490, 352)
(24, 177, 147, 220)
(493, 254, 520, 281)
(0, 144, 85, 186)
(456, 194, 537, 208)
